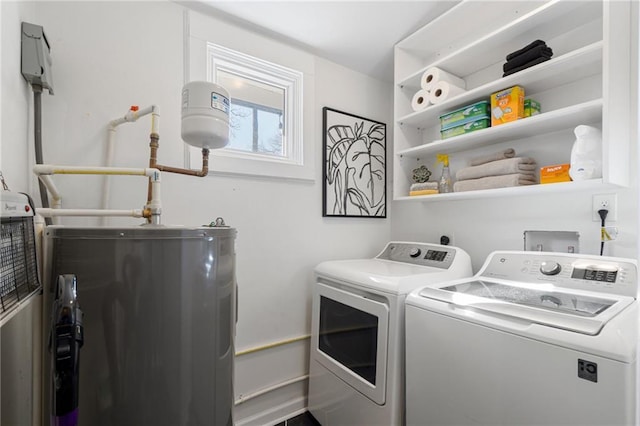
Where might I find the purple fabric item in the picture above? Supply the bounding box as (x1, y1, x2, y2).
(55, 409, 78, 426)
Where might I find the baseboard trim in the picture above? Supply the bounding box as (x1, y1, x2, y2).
(235, 395, 306, 426)
(234, 377, 308, 426)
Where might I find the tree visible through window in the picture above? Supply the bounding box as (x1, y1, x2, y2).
(228, 99, 284, 156)
(208, 48, 301, 164)
(192, 42, 308, 180)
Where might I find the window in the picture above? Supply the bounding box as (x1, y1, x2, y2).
(217, 71, 285, 157)
(187, 11, 315, 181)
(205, 43, 303, 165)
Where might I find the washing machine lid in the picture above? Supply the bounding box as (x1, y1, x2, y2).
(418, 278, 635, 335)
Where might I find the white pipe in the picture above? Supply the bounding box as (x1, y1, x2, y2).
(38, 174, 62, 224)
(38, 174, 61, 208)
(102, 105, 160, 224)
(123, 105, 160, 133)
(231, 336, 310, 406)
(34, 164, 160, 178)
(234, 375, 309, 406)
(108, 105, 158, 129)
(235, 335, 310, 357)
(101, 127, 117, 215)
(150, 105, 160, 134)
(33, 165, 162, 222)
(37, 208, 144, 218)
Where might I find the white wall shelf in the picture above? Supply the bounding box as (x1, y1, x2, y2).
(392, 0, 630, 201)
(397, 42, 602, 127)
(395, 179, 606, 203)
(398, 99, 602, 158)
(397, 0, 602, 88)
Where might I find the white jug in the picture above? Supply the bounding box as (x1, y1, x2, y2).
(569, 125, 602, 181)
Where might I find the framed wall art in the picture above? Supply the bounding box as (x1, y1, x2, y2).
(322, 107, 386, 218)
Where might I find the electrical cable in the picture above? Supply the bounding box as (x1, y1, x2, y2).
(33, 85, 52, 225)
(598, 208, 609, 256)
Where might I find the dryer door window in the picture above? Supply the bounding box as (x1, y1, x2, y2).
(319, 296, 378, 385)
(312, 282, 389, 405)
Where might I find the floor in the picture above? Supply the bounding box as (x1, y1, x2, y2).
(275, 411, 321, 426)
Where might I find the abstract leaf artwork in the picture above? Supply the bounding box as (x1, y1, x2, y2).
(322, 107, 386, 218)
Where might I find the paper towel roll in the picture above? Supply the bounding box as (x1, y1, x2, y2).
(411, 89, 431, 112)
(429, 81, 466, 105)
(421, 67, 466, 91)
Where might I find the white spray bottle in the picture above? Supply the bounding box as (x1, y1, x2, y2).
(569, 125, 602, 181)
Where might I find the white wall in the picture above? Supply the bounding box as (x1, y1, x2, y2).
(1, 3, 41, 425)
(0, 1, 36, 193)
(391, 187, 638, 272)
(1, 1, 393, 424)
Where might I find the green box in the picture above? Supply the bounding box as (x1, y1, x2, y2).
(524, 98, 541, 117)
(439, 100, 491, 129)
(440, 118, 490, 139)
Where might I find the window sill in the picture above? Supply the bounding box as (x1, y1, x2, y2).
(187, 146, 315, 182)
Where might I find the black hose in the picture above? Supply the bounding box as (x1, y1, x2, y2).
(33, 85, 52, 225)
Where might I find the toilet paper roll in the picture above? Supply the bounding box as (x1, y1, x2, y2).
(421, 67, 466, 91)
(429, 81, 466, 105)
(411, 89, 431, 112)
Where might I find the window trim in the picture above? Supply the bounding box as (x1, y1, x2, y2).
(186, 9, 316, 182)
(206, 43, 303, 166)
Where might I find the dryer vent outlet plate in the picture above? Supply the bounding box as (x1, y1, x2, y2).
(523, 230, 579, 253)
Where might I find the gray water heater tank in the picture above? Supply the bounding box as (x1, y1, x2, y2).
(42, 226, 236, 426)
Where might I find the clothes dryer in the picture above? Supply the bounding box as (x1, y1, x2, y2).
(308, 242, 472, 425)
(405, 251, 638, 426)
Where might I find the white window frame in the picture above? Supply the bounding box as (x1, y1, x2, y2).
(206, 43, 303, 166)
(186, 9, 315, 181)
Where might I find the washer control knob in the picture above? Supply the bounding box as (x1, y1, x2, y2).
(540, 261, 561, 276)
(409, 248, 422, 258)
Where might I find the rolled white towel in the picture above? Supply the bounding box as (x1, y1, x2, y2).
(456, 157, 537, 181)
(453, 173, 537, 192)
(469, 148, 516, 166)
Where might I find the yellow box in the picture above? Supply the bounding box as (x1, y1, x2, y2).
(491, 85, 525, 126)
(540, 163, 571, 184)
(409, 189, 439, 196)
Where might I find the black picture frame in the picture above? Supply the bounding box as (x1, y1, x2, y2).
(322, 107, 386, 218)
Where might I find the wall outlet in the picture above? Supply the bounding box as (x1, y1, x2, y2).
(592, 194, 617, 222)
(439, 233, 454, 246)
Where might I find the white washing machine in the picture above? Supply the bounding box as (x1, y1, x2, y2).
(405, 250, 638, 426)
(308, 241, 472, 425)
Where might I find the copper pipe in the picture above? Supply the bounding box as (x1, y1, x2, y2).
(147, 133, 160, 207)
(156, 153, 209, 177)
(146, 133, 210, 207)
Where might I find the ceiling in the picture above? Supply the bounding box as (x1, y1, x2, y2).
(195, 1, 459, 82)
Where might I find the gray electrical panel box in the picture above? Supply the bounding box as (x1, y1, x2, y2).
(21, 22, 54, 94)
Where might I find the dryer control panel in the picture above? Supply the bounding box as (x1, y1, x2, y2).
(377, 242, 458, 269)
(479, 251, 638, 298)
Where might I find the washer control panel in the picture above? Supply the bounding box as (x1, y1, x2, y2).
(540, 261, 562, 276)
(377, 242, 457, 269)
(480, 251, 637, 298)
